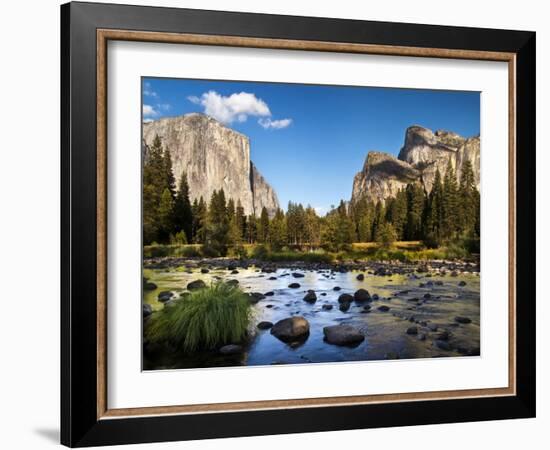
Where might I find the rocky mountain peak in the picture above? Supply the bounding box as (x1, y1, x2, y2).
(143, 114, 279, 217)
(352, 125, 480, 205)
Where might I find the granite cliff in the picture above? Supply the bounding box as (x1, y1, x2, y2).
(143, 113, 279, 217)
(351, 126, 480, 204)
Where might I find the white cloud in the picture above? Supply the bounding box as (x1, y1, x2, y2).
(143, 82, 158, 98)
(143, 104, 158, 117)
(157, 103, 171, 111)
(258, 117, 292, 130)
(143, 118, 154, 123)
(188, 90, 271, 124)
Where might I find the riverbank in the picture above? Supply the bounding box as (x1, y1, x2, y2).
(144, 255, 480, 277)
(143, 256, 480, 370)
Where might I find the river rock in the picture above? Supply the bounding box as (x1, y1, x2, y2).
(158, 291, 174, 302)
(333, 286, 341, 291)
(187, 280, 206, 290)
(323, 325, 365, 346)
(270, 317, 310, 342)
(143, 303, 153, 318)
(356, 273, 365, 281)
(288, 283, 301, 289)
(377, 305, 390, 312)
(248, 292, 266, 304)
(339, 302, 351, 312)
(372, 294, 379, 300)
(303, 291, 317, 303)
(268, 276, 277, 280)
(200, 268, 210, 274)
(226, 279, 239, 286)
(264, 291, 274, 296)
(338, 293, 354, 303)
(458, 281, 467, 286)
(435, 330, 450, 341)
(231, 269, 239, 274)
(435, 340, 452, 351)
(292, 272, 305, 278)
(322, 304, 333, 311)
(354, 289, 371, 302)
(454, 316, 472, 324)
(219, 344, 243, 355)
(406, 326, 418, 335)
(143, 279, 157, 291)
(257, 321, 273, 330)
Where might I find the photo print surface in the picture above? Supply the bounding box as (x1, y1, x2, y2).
(141, 77, 481, 370)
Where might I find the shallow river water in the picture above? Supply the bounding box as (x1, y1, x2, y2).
(143, 265, 480, 370)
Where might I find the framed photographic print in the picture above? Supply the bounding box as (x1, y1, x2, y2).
(61, 1, 536, 447)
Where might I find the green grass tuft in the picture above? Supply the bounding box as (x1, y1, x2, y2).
(146, 283, 252, 353)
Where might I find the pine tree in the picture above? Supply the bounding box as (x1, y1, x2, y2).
(424, 168, 444, 245)
(245, 214, 257, 244)
(442, 160, 460, 239)
(235, 200, 246, 242)
(173, 171, 193, 242)
(258, 207, 270, 244)
(143, 184, 159, 244)
(304, 205, 320, 247)
(387, 189, 407, 240)
(268, 208, 287, 251)
(226, 198, 241, 246)
(162, 148, 176, 198)
(157, 188, 174, 242)
(375, 222, 397, 248)
(191, 197, 208, 244)
(336, 200, 354, 245)
(458, 160, 478, 236)
(372, 201, 386, 241)
(226, 198, 235, 223)
(206, 189, 229, 251)
(143, 135, 171, 244)
(405, 183, 425, 240)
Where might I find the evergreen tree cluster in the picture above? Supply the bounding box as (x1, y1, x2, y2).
(143, 136, 479, 251)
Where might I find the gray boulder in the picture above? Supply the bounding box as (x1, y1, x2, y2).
(323, 325, 365, 346)
(157, 291, 174, 302)
(257, 321, 273, 330)
(143, 303, 153, 318)
(187, 279, 206, 290)
(354, 289, 371, 302)
(270, 316, 310, 343)
(338, 293, 354, 303)
(219, 344, 243, 355)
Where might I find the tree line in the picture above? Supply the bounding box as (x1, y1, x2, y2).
(143, 135, 480, 253)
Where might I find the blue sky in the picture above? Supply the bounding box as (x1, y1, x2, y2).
(143, 77, 480, 215)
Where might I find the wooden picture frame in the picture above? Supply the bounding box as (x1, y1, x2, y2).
(61, 1, 536, 447)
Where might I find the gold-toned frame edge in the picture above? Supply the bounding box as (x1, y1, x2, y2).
(96, 29, 517, 420)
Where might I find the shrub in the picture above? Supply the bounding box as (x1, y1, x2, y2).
(375, 223, 397, 248)
(179, 246, 201, 258)
(228, 245, 249, 260)
(422, 232, 441, 249)
(201, 243, 224, 257)
(170, 231, 188, 245)
(251, 244, 270, 260)
(146, 283, 252, 352)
